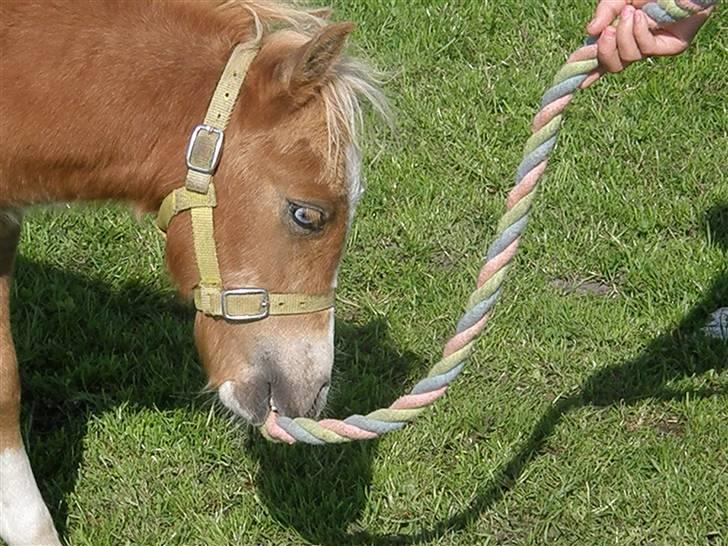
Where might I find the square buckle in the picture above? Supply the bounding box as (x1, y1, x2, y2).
(186, 124, 224, 174)
(221, 288, 270, 322)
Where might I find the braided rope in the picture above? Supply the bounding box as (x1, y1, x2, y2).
(261, 0, 718, 444)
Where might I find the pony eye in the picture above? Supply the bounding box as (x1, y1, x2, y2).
(289, 203, 325, 232)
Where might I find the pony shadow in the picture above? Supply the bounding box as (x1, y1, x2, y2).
(15, 205, 725, 544)
(13, 258, 200, 538)
(344, 203, 728, 544)
(12, 258, 418, 543)
(244, 318, 422, 545)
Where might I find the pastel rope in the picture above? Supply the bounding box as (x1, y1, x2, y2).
(261, 0, 719, 444)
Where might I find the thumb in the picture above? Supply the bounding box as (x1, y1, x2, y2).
(587, 1, 626, 35)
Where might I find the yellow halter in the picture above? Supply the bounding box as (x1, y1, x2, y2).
(156, 41, 335, 322)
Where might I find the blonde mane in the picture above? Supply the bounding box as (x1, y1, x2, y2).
(215, 0, 390, 157)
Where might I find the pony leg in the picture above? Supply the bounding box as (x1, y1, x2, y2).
(0, 211, 60, 546)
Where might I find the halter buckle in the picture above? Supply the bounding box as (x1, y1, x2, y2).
(186, 124, 224, 174)
(221, 288, 270, 322)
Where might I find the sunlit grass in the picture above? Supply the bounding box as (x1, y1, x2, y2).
(12, 1, 726, 544)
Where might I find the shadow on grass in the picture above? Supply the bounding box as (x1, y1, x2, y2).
(14, 205, 726, 544)
(13, 258, 198, 538)
(194, 202, 726, 546)
(12, 257, 418, 543)
(336, 204, 727, 544)
(244, 319, 418, 545)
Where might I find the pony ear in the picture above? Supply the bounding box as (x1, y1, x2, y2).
(308, 8, 332, 20)
(282, 22, 354, 95)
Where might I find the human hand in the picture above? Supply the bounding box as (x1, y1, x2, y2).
(586, 1, 713, 73)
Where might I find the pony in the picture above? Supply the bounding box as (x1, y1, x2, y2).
(0, 1, 386, 543)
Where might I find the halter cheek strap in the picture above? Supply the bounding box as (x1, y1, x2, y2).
(156, 41, 335, 322)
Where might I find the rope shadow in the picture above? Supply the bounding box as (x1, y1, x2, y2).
(13, 203, 725, 544)
(340, 204, 727, 544)
(12, 258, 416, 543)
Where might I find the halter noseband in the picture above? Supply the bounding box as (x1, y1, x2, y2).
(156, 41, 335, 322)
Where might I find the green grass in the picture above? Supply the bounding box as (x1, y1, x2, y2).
(11, 1, 727, 544)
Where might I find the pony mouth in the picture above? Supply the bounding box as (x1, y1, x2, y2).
(217, 379, 328, 424)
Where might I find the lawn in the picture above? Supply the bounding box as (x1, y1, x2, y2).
(11, 1, 727, 545)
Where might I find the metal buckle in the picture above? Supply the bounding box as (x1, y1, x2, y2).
(186, 124, 224, 174)
(221, 288, 270, 322)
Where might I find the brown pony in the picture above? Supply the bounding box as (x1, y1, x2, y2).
(0, 1, 386, 543)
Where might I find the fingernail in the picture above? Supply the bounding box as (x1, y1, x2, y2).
(622, 5, 635, 17)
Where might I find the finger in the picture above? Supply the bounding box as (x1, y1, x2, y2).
(646, 8, 712, 55)
(587, 1, 626, 36)
(651, 29, 691, 56)
(632, 9, 684, 56)
(633, 10, 659, 55)
(616, 6, 642, 62)
(597, 26, 624, 72)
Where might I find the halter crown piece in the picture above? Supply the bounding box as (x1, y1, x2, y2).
(156, 40, 335, 321)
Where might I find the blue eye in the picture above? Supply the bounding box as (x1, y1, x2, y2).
(289, 203, 324, 231)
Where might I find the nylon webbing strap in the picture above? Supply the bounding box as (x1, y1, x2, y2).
(266, 292, 335, 315)
(186, 44, 259, 194)
(187, 43, 259, 291)
(194, 288, 336, 319)
(156, 185, 217, 232)
(191, 203, 222, 287)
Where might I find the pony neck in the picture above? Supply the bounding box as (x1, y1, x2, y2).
(0, 1, 251, 211)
